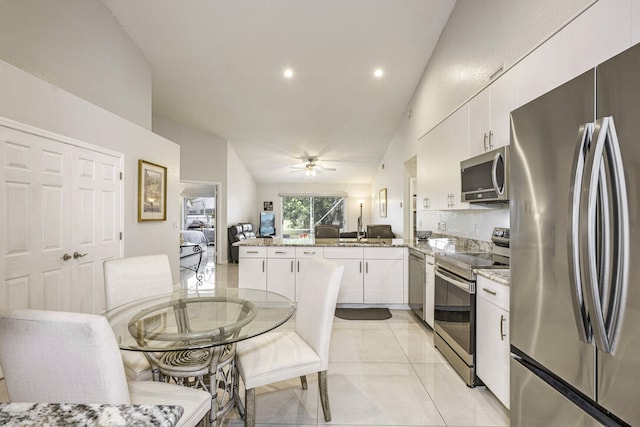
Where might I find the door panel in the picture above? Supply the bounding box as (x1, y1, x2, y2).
(595, 41, 640, 426)
(510, 69, 596, 398)
(511, 359, 603, 427)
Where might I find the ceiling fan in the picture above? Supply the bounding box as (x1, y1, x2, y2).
(289, 157, 336, 176)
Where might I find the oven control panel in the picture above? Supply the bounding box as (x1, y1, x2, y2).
(491, 227, 510, 247)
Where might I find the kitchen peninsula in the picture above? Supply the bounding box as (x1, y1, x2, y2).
(234, 237, 409, 305)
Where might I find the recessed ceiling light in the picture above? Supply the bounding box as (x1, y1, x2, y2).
(283, 68, 294, 79)
(374, 68, 384, 78)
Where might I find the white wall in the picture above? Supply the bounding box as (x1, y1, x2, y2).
(258, 183, 372, 235)
(375, 0, 593, 242)
(0, 0, 152, 129)
(226, 144, 259, 257)
(153, 114, 232, 262)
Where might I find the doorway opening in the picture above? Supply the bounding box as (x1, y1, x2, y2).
(179, 181, 219, 288)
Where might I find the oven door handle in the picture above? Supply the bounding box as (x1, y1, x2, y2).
(435, 267, 475, 294)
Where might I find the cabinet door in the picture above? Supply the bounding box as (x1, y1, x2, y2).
(424, 259, 435, 328)
(417, 129, 436, 211)
(364, 258, 403, 304)
(295, 247, 323, 301)
(468, 88, 491, 157)
(332, 258, 363, 303)
(517, 32, 563, 107)
(267, 258, 296, 301)
(561, 0, 631, 82)
(422, 128, 448, 210)
(439, 106, 470, 210)
(239, 258, 266, 291)
(477, 282, 510, 409)
(489, 70, 518, 150)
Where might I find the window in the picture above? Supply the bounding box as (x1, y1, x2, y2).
(281, 195, 346, 238)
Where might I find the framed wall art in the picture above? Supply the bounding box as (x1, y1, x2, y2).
(379, 188, 387, 218)
(138, 159, 167, 222)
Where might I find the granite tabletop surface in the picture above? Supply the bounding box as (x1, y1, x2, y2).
(475, 268, 511, 286)
(0, 402, 183, 427)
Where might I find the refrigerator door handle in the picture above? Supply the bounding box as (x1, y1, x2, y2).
(580, 117, 629, 353)
(568, 122, 593, 343)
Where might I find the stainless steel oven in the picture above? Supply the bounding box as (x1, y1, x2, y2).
(433, 227, 510, 387)
(434, 264, 476, 386)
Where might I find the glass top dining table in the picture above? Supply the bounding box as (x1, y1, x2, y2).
(103, 288, 295, 352)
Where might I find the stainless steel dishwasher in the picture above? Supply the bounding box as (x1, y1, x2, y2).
(408, 248, 426, 320)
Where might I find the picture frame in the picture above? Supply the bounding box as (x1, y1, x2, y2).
(138, 159, 167, 222)
(379, 188, 387, 218)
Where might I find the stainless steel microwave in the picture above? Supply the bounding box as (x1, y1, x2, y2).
(460, 146, 509, 203)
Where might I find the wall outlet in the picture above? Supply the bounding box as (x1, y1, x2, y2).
(440, 221, 446, 231)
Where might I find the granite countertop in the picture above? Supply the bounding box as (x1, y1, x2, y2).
(0, 403, 183, 427)
(475, 268, 511, 286)
(234, 237, 409, 248)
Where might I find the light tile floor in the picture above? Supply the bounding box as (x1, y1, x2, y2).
(0, 250, 510, 426)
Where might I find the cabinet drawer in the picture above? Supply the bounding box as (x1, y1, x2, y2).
(324, 247, 363, 259)
(363, 247, 404, 260)
(267, 247, 295, 258)
(239, 247, 267, 258)
(477, 275, 509, 311)
(295, 247, 324, 259)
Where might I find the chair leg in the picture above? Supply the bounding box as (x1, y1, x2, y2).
(300, 375, 308, 390)
(318, 371, 331, 422)
(245, 387, 256, 427)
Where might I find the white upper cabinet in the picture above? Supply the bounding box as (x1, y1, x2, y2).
(517, 31, 563, 107)
(561, 0, 631, 82)
(633, 0, 640, 45)
(438, 105, 470, 210)
(489, 70, 518, 149)
(416, 128, 437, 211)
(469, 69, 517, 157)
(417, 106, 470, 211)
(468, 88, 491, 157)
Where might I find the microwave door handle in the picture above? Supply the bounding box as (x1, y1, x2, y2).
(568, 123, 593, 343)
(491, 152, 504, 195)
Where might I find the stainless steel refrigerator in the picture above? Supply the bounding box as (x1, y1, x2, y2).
(510, 42, 640, 427)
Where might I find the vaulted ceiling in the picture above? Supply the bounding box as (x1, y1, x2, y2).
(103, 0, 456, 184)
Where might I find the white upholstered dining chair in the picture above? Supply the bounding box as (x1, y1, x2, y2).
(0, 309, 211, 427)
(235, 258, 344, 427)
(103, 254, 176, 382)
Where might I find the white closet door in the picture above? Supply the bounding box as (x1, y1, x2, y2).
(0, 123, 122, 315)
(69, 147, 121, 314)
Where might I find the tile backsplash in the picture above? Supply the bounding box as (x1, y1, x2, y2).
(416, 206, 509, 244)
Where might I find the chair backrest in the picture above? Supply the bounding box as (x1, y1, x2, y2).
(295, 258, 344, 370)
(315, 224, 340, 238)
(367, 224, 394, 238)
(103, 254, 174, 310)
(0, 309, 130, 404)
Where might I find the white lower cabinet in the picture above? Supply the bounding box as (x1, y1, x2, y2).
(238, 247, 267, 290)
(239, 245, 406, 305)
(266, 247, 296, 301)
(476, 275, 510, 409)
(363, 247, 404, 304)
(295, 247, 324, 301)
(424, 255, 435, 328)
(324, 247, 364, 304)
